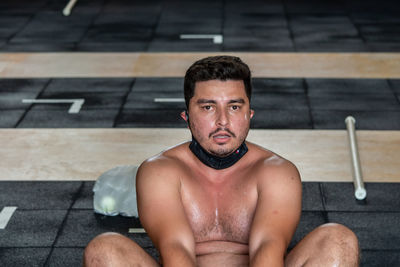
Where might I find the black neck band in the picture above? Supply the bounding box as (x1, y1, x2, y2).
(189, 138, 248, 170)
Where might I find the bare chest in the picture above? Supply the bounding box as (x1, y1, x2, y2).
(181, 176, 257, 244)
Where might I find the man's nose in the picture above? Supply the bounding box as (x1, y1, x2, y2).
(216, 109, 229, 126)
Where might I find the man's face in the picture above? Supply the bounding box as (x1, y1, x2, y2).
(182, 79, 254, 157)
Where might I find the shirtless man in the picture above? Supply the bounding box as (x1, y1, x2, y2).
(84, 56, 360, 266)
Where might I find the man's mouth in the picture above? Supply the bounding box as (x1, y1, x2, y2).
(214, 134, 230, 139)
(212, 133, 231, 143)
(209, 128, 236, 138)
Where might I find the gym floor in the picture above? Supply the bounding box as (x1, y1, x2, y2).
(0, 0, 400, 266)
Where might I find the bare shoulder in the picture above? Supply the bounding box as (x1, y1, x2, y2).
(136, 142, 189, 186)
(247, 142, 301, 189)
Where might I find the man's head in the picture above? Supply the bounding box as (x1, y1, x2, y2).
(181, 56, 254, 158)
(184, 55, 252, 109)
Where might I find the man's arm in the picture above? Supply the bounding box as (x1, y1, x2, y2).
(136, 158, 196, 267)
(249, 158, 302, 267)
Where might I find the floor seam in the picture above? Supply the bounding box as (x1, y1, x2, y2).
(42, 182, 84, 267)
(112, 78, 136, 128)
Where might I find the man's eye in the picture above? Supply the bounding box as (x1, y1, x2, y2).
(203, 106, 211, 110)
(231, 105, 239, 110)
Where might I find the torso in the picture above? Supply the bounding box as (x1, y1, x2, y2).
(162, 141, 277, 262)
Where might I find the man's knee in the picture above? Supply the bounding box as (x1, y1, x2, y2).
(83, 232, 129, 267)
(316, 223, 360, 263)
(317, 223, 359, 248)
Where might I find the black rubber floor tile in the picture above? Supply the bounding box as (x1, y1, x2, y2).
(0, 78, 48, 92)
(0, 91, 42, 109)
(223, 43, 294, 52)
(251, 92, 308, 110)
(10, 13, 92, 43)
(18, 109, 120, 128)
(327, 212, 400, 250)
(252, 78, 305, 94)
(223, 36, 294, 52)
(367, 42, 400, 52)
(55, 210, 152, 248)
(351, 12, 400, 24)
(306, 79, 393, 96)
(2, 42, 76, 52)
(0, 15, 30, 38)
(359, 24, 400, 42)
(83, 30, 152, 43)
(0, 248, 50, 266)
(0, 181, 82, 209)
(34, 91, 126, 110)
(11, 28, 86, 44)
(289, 15, 356, 31)
(45, 248, 84, 267)
(132, 78, 183, 92)
(155, 21, 221, 35)
(158, 14, 220, 24)
(223, 17, 289, 28)
(145, 247, 161, 262)
(388, 79, 400, 94)
(309, 95, 400, 111)
(284, 1, 346, 14)
(302, 182, 323, 211)
(160, 7, 221, 20)
(85, 24, 153, 39)
(115, 109, 186, 128)
(125, 91, 185, 110)
(45, 78, 133, 93)
(225, 2, 285, 14)
(223, 26, 290, 37)
(361, 250, 400, 267)
(312, 110, 400, 130)
(291, 22, 358, 35)
(0, 109, 25, 128)
(0, 210, 67, 247)
(288, 211, 326, 250)
(0, 0, 48, 14)
(77, 41, 149, 52)
(250, 109, 312, 129)
(293, 29, 361, 44)
(322, 183, 400, 212)
(295, 42, 369, 52)
(72, 182, 95, 210)
(92, 13, 159, 27)
(0, 78, 47, 109)
(148, 38, 222, 52)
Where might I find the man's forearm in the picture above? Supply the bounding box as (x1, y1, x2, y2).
(250, 240, 286, 267)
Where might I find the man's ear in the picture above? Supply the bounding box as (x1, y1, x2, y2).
(250, 109, 254, 119)
(180, 111, 188, 122)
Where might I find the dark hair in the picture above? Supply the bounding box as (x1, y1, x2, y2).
(184, 55, 252, 109)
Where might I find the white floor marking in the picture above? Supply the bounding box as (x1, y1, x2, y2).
(154, 98, 185, 103)
(63, 0, 78, 16)
(128, 228, 146, 233)
(180, 34, 223, 44)
(22, 99, 85, 114)
(0, 207, 17, 230)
